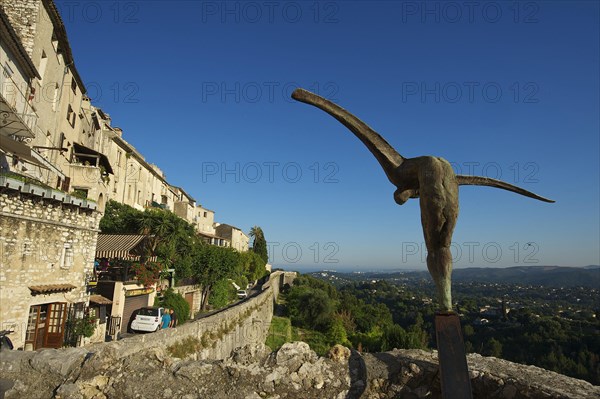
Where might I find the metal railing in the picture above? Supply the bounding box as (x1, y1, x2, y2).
(108, 316, 121, 336)
(0, 64, 39, 136)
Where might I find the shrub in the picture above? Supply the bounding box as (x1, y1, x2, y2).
(131, 261, 162, 288)
(167, 337, 202, 358)
(74, 315, 97, 338)
(157, 288, 190, 324)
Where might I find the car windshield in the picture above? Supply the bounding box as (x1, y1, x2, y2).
(137, 308, 159, 316)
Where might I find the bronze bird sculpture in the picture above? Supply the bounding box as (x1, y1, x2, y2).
(292, 88, 554, 311)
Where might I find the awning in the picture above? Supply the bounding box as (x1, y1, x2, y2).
(0, 136, 49, 169)
(72, 142, 114, 174)
(96, 234, 152, 260)
(0, 98, 36, 138)
(89, 294, 112, 305)
(29, 284, 76, 295)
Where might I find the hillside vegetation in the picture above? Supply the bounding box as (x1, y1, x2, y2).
(272, 273, 600, 385)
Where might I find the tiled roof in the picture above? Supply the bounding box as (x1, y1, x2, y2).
(89, 294, 112, 305)
(29, 284, 76, 295)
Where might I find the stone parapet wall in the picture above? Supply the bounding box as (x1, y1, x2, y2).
(1, 339, 598, 398)
(93, 286, 273, 360)
(85, 271, 291, 362)
(359, 349, 599, 398)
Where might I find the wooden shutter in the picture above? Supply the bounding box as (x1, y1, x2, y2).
(61, 176, 70, 192)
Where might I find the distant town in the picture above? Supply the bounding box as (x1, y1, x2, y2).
(307, 267, 599, 384)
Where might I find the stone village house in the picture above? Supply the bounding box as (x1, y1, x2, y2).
(0, 183, 102, 350)
(0, 0, 109, 350)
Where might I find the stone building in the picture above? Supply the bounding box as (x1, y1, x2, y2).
(215, 223, 249, 252)
(0, 184, 101, 350)
(1, 0, 247, 247)
(195, 205, 216, 235)
(173, 186, 196, 223)
(0, 6, 44, 175)
(194, 205, 229, 246)
(0, 0, 109, 349)
(97, 121, 178, 213)
(1, 0, 259, 348)
(0, 0, 113, 210)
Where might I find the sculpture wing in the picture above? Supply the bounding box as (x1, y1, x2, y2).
(457, 175, 555, 203)
(291, 88, 404, 184)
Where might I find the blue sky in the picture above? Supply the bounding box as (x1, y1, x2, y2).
(59, 1, 599, 271)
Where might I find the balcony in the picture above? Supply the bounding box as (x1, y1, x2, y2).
(69, 163, 104, 188)
(150, 200, 170, 211)
(0, 64, 38, 138)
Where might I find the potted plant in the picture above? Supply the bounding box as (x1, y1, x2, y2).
(70, 196, 84, 206)
(22, 182, 47, 197)
(83, 198, 97, 210)
(67, 189, 87, 206)
(0, 173, 25, 191)
(50, 189, 66, 202)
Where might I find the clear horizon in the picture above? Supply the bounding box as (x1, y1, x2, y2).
(276, 263, 600, 274)
(60, 1, 599, 270)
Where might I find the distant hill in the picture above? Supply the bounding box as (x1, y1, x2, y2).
(312, 266, 600, 288)
(451, 266, 600, 288)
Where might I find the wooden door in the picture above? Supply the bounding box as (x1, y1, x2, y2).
(25, 305, 42, 350)
(44, 303, 67, 348)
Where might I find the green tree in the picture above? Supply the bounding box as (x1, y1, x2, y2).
(99, 200, 142, 233)
(484, 338, 503, 358)
(406, 314, 429, 349)
(239, 251, 269, 283)
(249, 226, 268, 264)
(287, 286, 335, 332)
(381, 324, 408, 351)
(327, 314, 351, 347)
(463, 324, 475, 337)
(193, 245, 240, 310)
(138, 208, 198, 279)
(208, 279, 237, 309)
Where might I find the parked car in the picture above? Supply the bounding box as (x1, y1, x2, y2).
(130, 307, 164, 333)
(237, 290, 248, 299)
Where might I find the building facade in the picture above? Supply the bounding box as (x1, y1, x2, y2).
(0, 0, 258, 349)
(0, 185, 101, 350)
(215, 223, 249, 252)
(0, 0, 113, 211)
